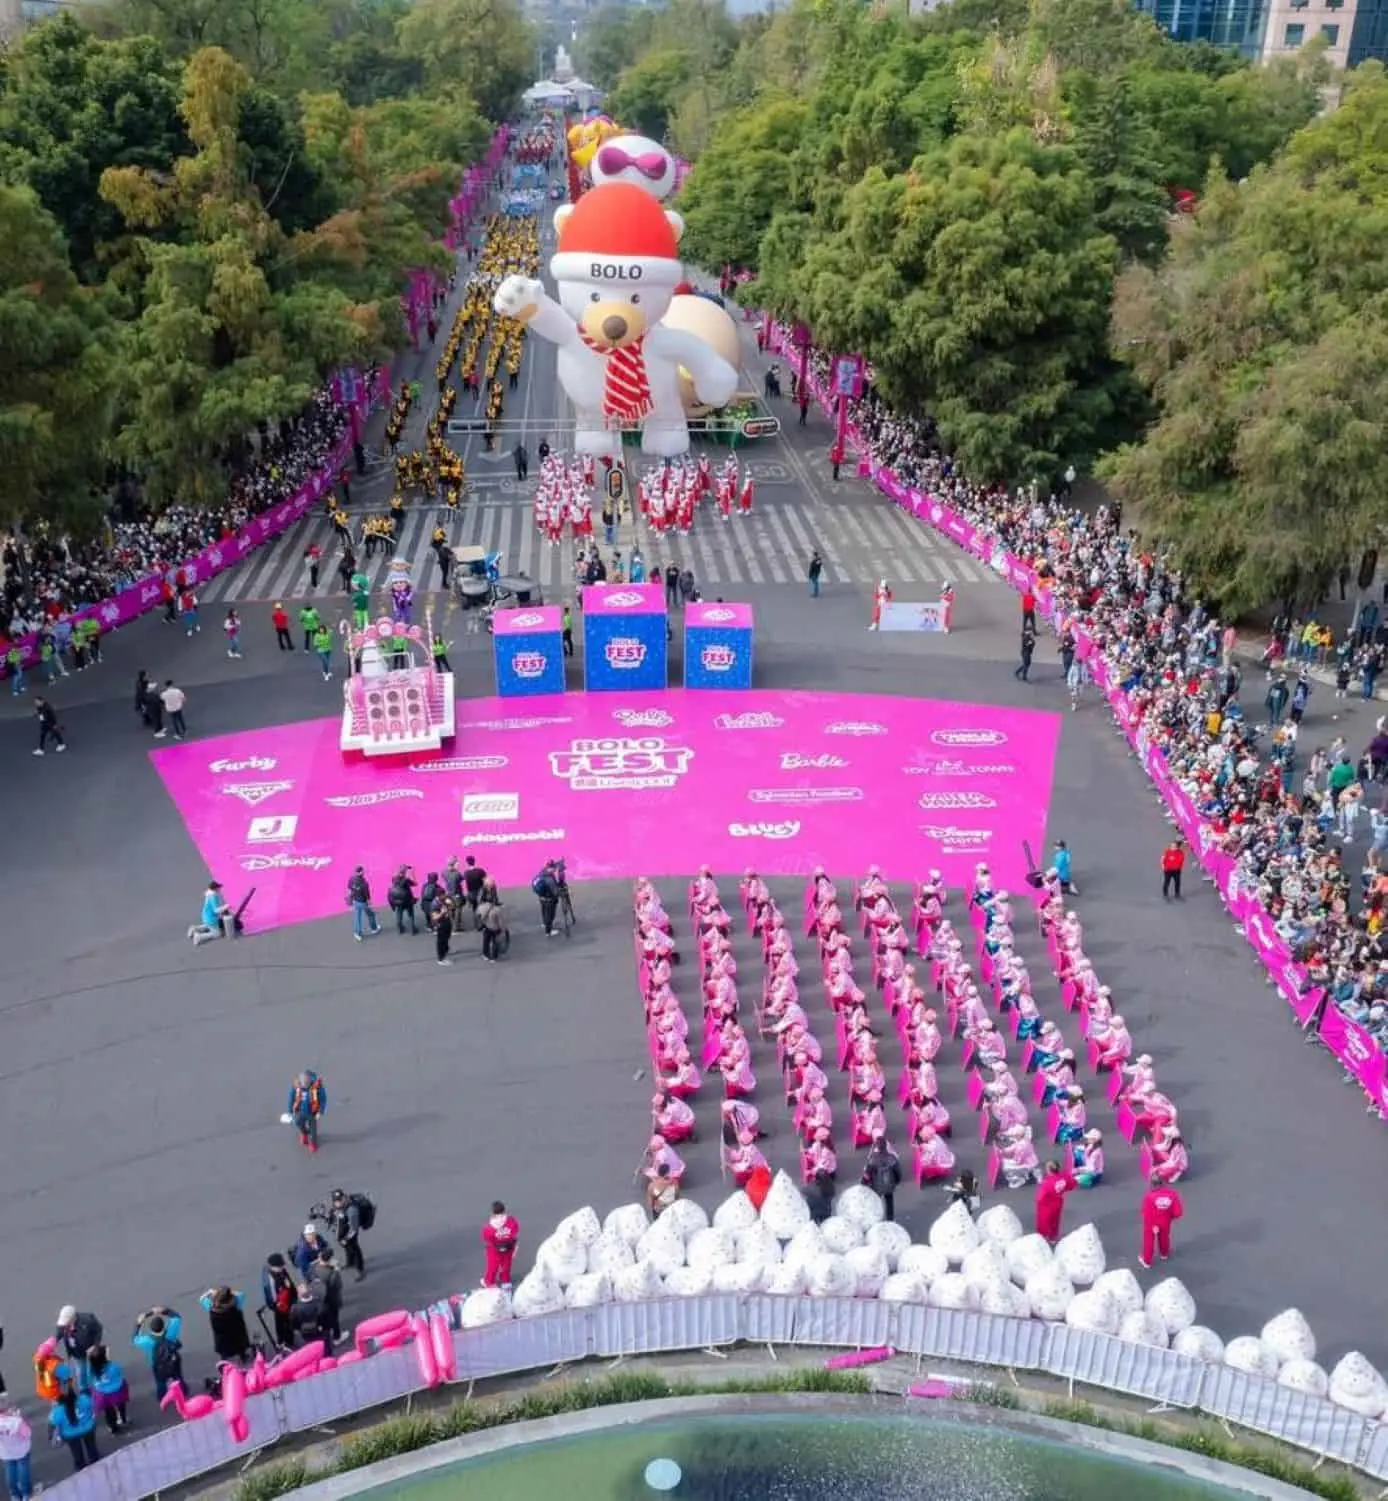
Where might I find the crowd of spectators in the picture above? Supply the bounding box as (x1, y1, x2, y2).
(839, 374, 1388, 1070)
(2, 390, 351, 643)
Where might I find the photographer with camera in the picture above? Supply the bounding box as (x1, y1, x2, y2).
(531, 859, 560, 937)
(315, 1189, 373, 1281)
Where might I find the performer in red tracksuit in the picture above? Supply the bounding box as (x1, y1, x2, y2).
(482, 1201, 520, 1287)
(1034, 1160, 1077, 1245)
(1140, 1177, 1184, 1268)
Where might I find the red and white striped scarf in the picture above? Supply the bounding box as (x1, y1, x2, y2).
(577, 329, 654, 423)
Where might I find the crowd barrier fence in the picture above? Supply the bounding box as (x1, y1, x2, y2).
(35, 1296, 1388, 1500)
(759, 319, 1388, 1121)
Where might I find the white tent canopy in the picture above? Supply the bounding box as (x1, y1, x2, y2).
(524, 81, 575, 104)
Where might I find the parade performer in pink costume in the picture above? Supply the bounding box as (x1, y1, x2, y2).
(796, 1085, 833, 1139)
(722, 1098, 761, 1140)
(652, 1090, 695, 1142)
(804, 1126, 837, 1179)
(998, 1124, 1041, 1188)
(659, 1044, 701, 1096)
(642, 1133, 686, 1182)
(913, 1121, 955, 1179)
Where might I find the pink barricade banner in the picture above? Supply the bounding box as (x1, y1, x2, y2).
(1319, 1006, 1388, 1113)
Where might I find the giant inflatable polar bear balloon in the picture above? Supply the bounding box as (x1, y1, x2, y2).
(492, 181, 738, 460)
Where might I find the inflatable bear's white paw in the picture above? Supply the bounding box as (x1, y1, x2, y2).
(494, 275, 543, 321)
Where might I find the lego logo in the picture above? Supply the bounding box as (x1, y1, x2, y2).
(462, 793, 519, 822)
(511, 612, 544, 628)
(605, 591, 643, 608)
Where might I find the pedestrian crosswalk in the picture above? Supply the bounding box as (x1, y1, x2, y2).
(196, 485, 994, 606)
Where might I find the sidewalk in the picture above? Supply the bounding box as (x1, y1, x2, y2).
(1231, 627, 1388, 706)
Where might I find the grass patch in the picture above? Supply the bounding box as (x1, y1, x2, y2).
(234, 1459, 310, 1501)
(957, 1381, 1021, 1409)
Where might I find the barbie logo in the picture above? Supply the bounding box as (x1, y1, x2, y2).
(550, 736, 693, 791)
(701, 607, 737, 623)
(613, 708, 674, 728)
(930, 729, 1008, 748)
(780, 753, 847, 770)
(605, 637, 647, 668)
(825, 721, 887, 736)
(700, 645, 736, 671)
(410, 756, 509, 772)
(513, 651, 548, 678)
(240, 853, 332, 871)
(715, 713, 783, 730)
(211, 756, 277, 773)
(509, 612, 545, 628)
(729, 821, 802, 840)
(917, 791, 998, 811)
(603, 591, 644, 608)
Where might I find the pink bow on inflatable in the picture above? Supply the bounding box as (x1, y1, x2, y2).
(597, 146, 667, 181)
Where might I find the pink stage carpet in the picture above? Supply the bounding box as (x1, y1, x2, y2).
(152, 691, 1060, 931)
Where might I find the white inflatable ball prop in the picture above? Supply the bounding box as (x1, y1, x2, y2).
(537, 1230, 588, 1287)
(1278, 1359, 1330, 1399)
(979, 1280, 1030, 1319)
(759, 1172, 811, 1239)
(976, 1204, 1024, 1247)
(1054, 1223, 1105, 1287)
(844, 1245, 890, 1298)
(734, 1222, 782, 1268)
(613, 1259, 665, 1303)
(713, 1261, 765, 1294)
(663, 1198, 710, 1238)
(564, 1272, 612, 1309)
(1329, 1352, 1388, 1418)
(603, 1204, 651, 1248)
(961, 1243, 1010, 1291)
(880, 1272, 929, 1304)
(1065, 1288, 1120, 1336)
(836, 1183, 886, 1229)
(636, 1218, 686, 1277)
(586, 1232, 634, 1276)
(1144, 1278, 1197, 1338)
(1224, 1337, 1278, 1380)
(686, 1226, 736, 1271)
(512, 1266, 565, 1318)
(928, 1201, 981, 1264)
(1260, 1309, 1317, 1365)
(556, 1206, 602, 1247)
(897, 1244, 950, 1286)
(820, 1216, 865, 1255)
(930, 1272, 979, 1312)
(806, 1254, 856, 1298)
(783, 1223, 827, 1274)
(1118, 1309, 1170, 1349)
(712, 1191, 758, 1232)
(1172, 1326, 1225, 1364)
(764, 1261, 809, 1296)
(1090, 1269, 1143, 1320)
(459, 1287, 512, 1328)
(1024, 1265, 1076, 1322)
(664, 1264, 713, 1297)
(1006, 1234, 1053, 1286)
(864, 1220, 911, 1270)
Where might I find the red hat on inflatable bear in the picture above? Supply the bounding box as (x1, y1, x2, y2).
(551, 182, 684, 288)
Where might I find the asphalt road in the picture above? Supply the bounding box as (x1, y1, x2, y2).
(3, 265, 1388, 1489)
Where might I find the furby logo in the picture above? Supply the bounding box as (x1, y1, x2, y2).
(513, 652, 548, 679)
(930, 729, 1008, 748)
(550, 736, 693, 792)
(700, 645, 735, 672)
(211, 756, 277, 773)
(605, 637, 647, 669)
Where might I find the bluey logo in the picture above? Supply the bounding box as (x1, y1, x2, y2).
(729, 821, 802, 840)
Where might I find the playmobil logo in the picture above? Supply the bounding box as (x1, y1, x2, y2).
(512, 652, 548, 679)
(930, 729, 1008, 748)
(917, 791, 998, 811)
(905, 760, 1017, 778)
(409, 756, 510, 772)
(324, 790, 424, 808)
(715, 713, 784, 730)
(603, 591, 645, 608)
(590, 262, 642, 281)
(223, 781, 294, 806)
(748, 787, 862, 805)
(461, 828, 566, 847)
(605, 637, 647, 668)
(780, 753, 847, 770)
(509, 612, 546, 628)
(240, 853, 332, 871)
(700, 645, 736, 671)
(550, 736, 693, 791)
(462, 793, 520, 822)
(211, 756, 277, 773)
(825, 721, 887, 736)
(613, 708, 674, 728)
(729, 821, 802, 840)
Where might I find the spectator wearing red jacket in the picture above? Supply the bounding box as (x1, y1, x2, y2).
(1021, 589, 1037, 631)
(1034, 1161, 1077, 1245)
(1140, 1177, 1185, 1268)
(482, 1202, 519, 1288)
(1161, 839, 1185, 900)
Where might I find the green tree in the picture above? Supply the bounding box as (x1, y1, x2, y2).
(0, 184, 115, 531)
(395, 0, 533, 122)
(573, 4, 655, 90)
(606, 49, 694, 141)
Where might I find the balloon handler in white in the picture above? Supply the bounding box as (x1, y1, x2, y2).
(492, 182, 738, 461)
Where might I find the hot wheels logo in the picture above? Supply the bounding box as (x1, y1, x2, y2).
(513, 651, 548, 679)
(324, 790, 424, 808)
(606, 637, 647, 668)
(700, 645, 735, 671)
(930, 729, 1009, 748)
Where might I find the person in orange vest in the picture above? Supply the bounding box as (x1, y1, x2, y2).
(1034, 1159, 1076, 1245)
(870, 579, 892, 631)
(1161, 839, 1185, 901)
(1139, 1174, 1185, 1268)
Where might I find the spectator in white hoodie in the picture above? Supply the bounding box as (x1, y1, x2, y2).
(0, 1401, 33, 1501)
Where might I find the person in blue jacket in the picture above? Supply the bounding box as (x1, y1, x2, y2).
(48, 1373, 99, 1472)
(131, 1307, 183, 1402)
(1052, 839, 1078, 895)
(286, 1070, 326, 1153)
(87, 1346, 128, 1434)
